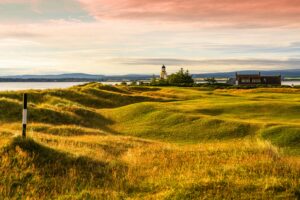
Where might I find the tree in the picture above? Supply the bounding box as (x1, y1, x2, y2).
(130, 81, 137, 86)
(167, 68, 194, 85)
(121, 81, 127, 86)
(204, 77, 217, 84)
(150, 75, 157, 85)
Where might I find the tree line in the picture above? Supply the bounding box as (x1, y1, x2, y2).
(150, 68, 194, 86)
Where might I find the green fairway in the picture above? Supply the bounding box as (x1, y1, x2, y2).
(0, 83, 299, 199)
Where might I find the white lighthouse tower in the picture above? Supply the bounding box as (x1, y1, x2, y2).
(160, 65, 168, 80)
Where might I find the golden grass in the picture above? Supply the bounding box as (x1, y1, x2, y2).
(0, 83, 299, 199)
(1, 134, 299, 199)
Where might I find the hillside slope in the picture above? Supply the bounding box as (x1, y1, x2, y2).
(0, 83, 299, 199)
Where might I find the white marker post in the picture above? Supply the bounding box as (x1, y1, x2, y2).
(22, 93, 28, 138)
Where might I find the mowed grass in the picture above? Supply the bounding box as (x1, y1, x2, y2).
(0, 83, 299, 199)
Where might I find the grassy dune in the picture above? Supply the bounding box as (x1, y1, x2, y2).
(0, 83, 299, 199)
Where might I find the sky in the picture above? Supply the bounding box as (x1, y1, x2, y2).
(0, 0, 300, 75)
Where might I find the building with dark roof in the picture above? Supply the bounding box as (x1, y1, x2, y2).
(234, 72, 281, 85)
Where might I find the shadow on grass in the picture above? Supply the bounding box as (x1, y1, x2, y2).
(30, 106, 120, 135)
(0, 100, 120, 135)
(48, 87, 166, 109)
(261, 125, 300, 155)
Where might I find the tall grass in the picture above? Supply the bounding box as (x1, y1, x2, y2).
(0, 83, 299, 199)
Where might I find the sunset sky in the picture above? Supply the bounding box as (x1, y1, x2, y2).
(0, 0, 300, 75)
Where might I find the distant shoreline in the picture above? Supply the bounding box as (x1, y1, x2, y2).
(0, 80, 299, 92)
(0, 78, 299, 83)
(0, 79, 105, 82)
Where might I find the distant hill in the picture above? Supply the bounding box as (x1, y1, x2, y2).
(0, 73, 106, 80)
(0, 73, 154, 82)
(0, 69, 299, 82)
(192, 69, 300, 78)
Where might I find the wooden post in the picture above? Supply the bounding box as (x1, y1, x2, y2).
(22, 93, 28, 138)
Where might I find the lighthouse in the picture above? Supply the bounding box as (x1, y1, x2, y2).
(160, 65, 168, 80)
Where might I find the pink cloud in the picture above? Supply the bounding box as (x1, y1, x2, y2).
(78, 0, 300, 27)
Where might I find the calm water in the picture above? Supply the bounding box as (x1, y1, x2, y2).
(0, 82, 88, 91)
(0, 81, 299, 91)
(282, 81, 300, 86)
(0, 82, 130, 91)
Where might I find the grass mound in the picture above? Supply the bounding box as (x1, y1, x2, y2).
(0, 84, 300, 199)
(105, 102, 259, 142)
(0, 82, 163, 109)
(0, 98, 22, 122)
(0, 137, 127, 199)
(30, 124, 107, 136)
(1, 137, 299, 199)
(262, 125, 300, 155)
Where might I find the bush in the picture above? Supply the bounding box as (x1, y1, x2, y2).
(150, 68, 194, 86)
(204, 77, 217, 84)
(167, 68, 194, 86)
(121, 81, 127, 86)
(130, 81, 137, 86)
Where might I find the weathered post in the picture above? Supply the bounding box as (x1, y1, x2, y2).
(22, 93, 28, 138)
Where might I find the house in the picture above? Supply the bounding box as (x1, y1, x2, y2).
(234, 72, 281, 85)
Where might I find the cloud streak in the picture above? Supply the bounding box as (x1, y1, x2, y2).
(78, 0, 300, 27)
(0, 0, 299, 74)
(118, 58, 300, 69)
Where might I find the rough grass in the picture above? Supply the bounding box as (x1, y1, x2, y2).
(0, 83, 299, 199)
(262, 125, 300, 155)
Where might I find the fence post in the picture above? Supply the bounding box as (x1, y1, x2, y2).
(22, 93, 28, 138)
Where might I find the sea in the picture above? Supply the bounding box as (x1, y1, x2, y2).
(0, 81, 299, 91)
